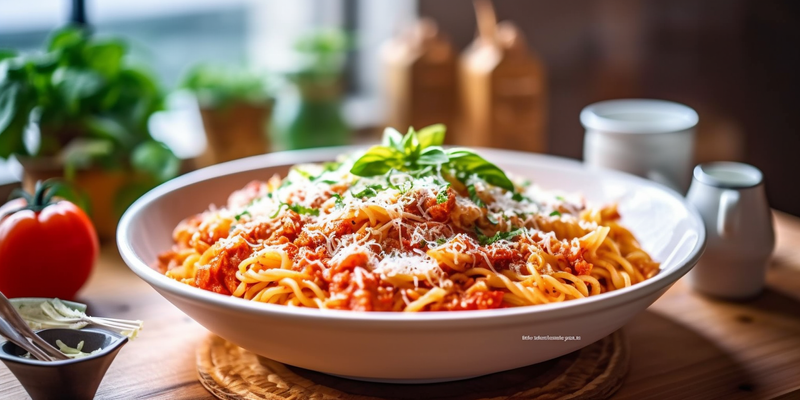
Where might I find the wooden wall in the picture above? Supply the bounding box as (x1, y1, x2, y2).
(419, 0, 800, 216)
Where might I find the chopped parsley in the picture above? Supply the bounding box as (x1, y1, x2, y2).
(436, 238, 447, 246)
(270, 202, 320, 218)
(476, 227, 525, 246)
(436, 184, 450, 204)
(292, 168, 314, 180)
(331, 193, 345, 209)
(549, 210, 562, 217)
(352, 184, 385, 198)
(311, 162, 343, 182)
(288, 203, 320, 216)
(512, 192, 532, 202)
(294, 162, 343, 182)
(322, 161, 342, 172)
(234, 210, 251, 221)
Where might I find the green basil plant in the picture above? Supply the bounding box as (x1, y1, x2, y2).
(0, 26, 179, 212)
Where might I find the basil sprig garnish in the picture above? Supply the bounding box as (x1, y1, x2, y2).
(350, 124, 514, 192)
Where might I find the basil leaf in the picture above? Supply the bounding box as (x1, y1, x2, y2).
(181, 64, 270, 108)
(0, 82, 33, 157)
(446, 149, 514, 192)
(84, 40, 125, 78)
(0, 82, 19, 134)
(468, 184, 485, 208)
(47, 27, 86, 51)
(113, 181, 149, 217)
(381, 127, 404, 150)
(417, 124, 446, 149)
(549, 210, 562, 217)
(417, 147, 449, 165)
(131, 140, 180, 183)
(86, 116, 133, 147)
(350, 146, 403, 176)
(0, 50, 17, 62)
(61, 138, 115, 179)
(52, 67, 104, 113)
(401, 128, 421, 158)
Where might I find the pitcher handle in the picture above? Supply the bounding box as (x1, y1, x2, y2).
(717, 190, 740, 238)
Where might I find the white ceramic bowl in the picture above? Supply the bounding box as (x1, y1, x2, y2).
(118, 147, 706, 383)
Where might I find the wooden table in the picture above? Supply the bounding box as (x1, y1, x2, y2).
(2, 212, 800, 399)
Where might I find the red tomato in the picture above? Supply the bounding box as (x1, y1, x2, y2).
(0, 186, 98, 299)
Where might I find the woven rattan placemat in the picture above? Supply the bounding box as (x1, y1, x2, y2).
(197, 330, 628, 400)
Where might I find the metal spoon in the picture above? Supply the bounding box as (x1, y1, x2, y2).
(0, 317, 52, 361)
(0, 292, 67, 361)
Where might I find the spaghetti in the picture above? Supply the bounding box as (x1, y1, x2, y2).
(157, 131, 659, 312)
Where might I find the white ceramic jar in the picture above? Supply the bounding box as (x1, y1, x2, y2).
(581, 99, 699, 192)
(686, 162, 775, 299)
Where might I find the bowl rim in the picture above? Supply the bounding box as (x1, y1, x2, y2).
(117, 146, 706, 325)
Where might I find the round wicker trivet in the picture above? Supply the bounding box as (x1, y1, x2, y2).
(197, 330, 628, 400)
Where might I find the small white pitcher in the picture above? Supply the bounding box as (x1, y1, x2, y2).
(581, 99, 698, 193)
(686, 162, 775, 299)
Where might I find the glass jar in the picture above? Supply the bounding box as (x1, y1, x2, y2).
(270, 75, 350, 150)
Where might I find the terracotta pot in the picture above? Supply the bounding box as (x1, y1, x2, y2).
(20, 158, 135, 241)
(196, 101, 272, 168)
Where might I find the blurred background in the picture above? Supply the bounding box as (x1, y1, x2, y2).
(0, 0, 797, 238)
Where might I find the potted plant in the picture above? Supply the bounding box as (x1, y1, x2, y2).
(271, 29, 351, 150)
(0, 26, 179, 239)
(181, 64, 273, 167)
